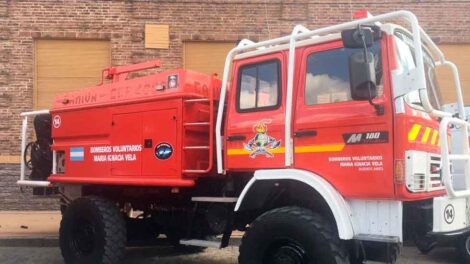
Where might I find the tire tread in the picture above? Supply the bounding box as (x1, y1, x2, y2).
(239, 206, 349, 264)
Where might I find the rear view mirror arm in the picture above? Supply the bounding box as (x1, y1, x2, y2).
(357, 25, 384, 116)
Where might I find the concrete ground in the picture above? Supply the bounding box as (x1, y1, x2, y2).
(0, 211, 60, 237)
(0, 211, 461, 264)
(0, 245, 461, 264)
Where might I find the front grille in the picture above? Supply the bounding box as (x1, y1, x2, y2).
(428, 154, 444, 191)
(409, 173, 426, 192)
(405, 150, 444, 193)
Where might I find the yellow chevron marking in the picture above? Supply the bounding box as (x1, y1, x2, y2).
(431, 130, 438, 145)
(408, 124, 422, 141)
(421, 127, 431, 143)
(227, 144, 345, 156)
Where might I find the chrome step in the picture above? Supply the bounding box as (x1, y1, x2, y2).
(184, 98, 210, 103)
(179, 239, 221, 248)
(183, 146, 210, 150)
(184, 122, 210, 126)
(183, 169, 207, 173)
(191, 197, 238, 203)
(180, 239, 221, 248)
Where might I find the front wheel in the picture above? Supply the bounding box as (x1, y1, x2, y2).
(456, 233, 470, 263)
(239, 206, 349, 264)
(59, 196, 127, 264)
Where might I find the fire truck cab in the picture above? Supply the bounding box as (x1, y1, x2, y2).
(18, 10, 470, 264)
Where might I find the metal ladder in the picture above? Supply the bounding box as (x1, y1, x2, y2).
(182, 87, 215, 175)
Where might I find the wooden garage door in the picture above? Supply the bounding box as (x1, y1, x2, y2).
(437, 45, 470, 104)
(184, 42, 235, 77)
(34, 40, 111, 109)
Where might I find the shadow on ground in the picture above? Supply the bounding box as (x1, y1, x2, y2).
(0, 245, 461, 264)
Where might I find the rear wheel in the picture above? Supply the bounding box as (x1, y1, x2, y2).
(239, 206, 349, 264)
(59, 196, 126, 264)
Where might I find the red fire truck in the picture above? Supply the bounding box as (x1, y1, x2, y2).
(18, 10, 470, 264)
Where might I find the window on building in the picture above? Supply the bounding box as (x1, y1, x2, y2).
(305, 43, 382, 105)
(145, 24, 169, 49)
(237, 60, 280, 111)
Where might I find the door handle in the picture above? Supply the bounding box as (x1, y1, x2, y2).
(144, 139, 153, 148)
(294, 130, 317, 138)
(227, 135, 247, 141)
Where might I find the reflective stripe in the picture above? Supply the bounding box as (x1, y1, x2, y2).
(408, 124, 422, 141)
(227, 144, 345, 156)
(227, 147, 285, 156)
(431, 129, 439, 145)
(421, 127, 431, 143)
(295, 144, 345, 153)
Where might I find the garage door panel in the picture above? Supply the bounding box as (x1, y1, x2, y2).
(35, 40, 110, 109)
(184, 42, 235, 77)
(36, 60, 110, 78)
(36, 40, 110, 51)
(37, 77, 101, 91)
(36, 78, 101, 109)
(437, 44, 470, 104)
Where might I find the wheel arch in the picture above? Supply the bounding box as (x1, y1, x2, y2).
(235, 169, 355, 240)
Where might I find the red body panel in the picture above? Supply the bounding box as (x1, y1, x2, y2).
(225, 38, 395, 199)
(224, 52, 287, 170)
(48, 31, 445, 202)
(49, 69, 220, 187)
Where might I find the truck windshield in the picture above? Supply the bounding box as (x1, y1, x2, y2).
(394, 31, 443, 109)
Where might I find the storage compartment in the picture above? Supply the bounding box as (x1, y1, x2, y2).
(47, 69, 220, 187)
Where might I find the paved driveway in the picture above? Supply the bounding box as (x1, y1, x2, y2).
(0, 245, 461, 264)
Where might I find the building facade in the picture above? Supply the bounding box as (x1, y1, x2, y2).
(0, 0, 469, 209)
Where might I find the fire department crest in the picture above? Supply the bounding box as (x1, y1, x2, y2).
(244, 120, 281, 158)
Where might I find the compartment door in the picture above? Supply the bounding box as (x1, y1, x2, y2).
(142, 109, 179, 177)
(110, 113, 143, 176)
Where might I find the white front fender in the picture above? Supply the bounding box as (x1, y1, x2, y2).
(235, 169, 355, 240)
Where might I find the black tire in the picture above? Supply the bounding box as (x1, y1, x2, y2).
(456, 233, 470, 264)
(413, 233, 436, 255)
(411, 220, 437, 255)
(59, 196, 127, 264)
(239, 206, 349, 264)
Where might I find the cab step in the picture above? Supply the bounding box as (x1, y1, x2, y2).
(182, 169, 207, 173)
(184, 98, 210, 103)
(191, 196, 238, 203)
(179, 239, 221, 248)
(183, 146, 210, 150)
(184, 122, 210, 126)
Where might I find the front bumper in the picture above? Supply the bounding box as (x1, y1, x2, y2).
(433, 196, 470, 234)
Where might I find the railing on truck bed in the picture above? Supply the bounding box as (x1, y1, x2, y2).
(18, 109, 52, 187)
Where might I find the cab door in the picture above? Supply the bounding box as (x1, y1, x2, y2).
(225, 53, 286, 170)
(293, 39, 395, 199)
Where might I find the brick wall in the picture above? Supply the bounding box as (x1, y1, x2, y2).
(1, 0, 470, 209)
(0, 164, 58, 210)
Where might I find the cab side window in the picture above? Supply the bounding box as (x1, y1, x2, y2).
(305, 44, 382, 105)
(237, 60, 280, 112)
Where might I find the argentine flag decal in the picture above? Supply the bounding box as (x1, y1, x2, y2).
(70, 147, 85, 161)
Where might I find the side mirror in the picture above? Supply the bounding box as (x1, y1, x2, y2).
(341, 27, 376, 48)
(349, 51, 377, 100)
